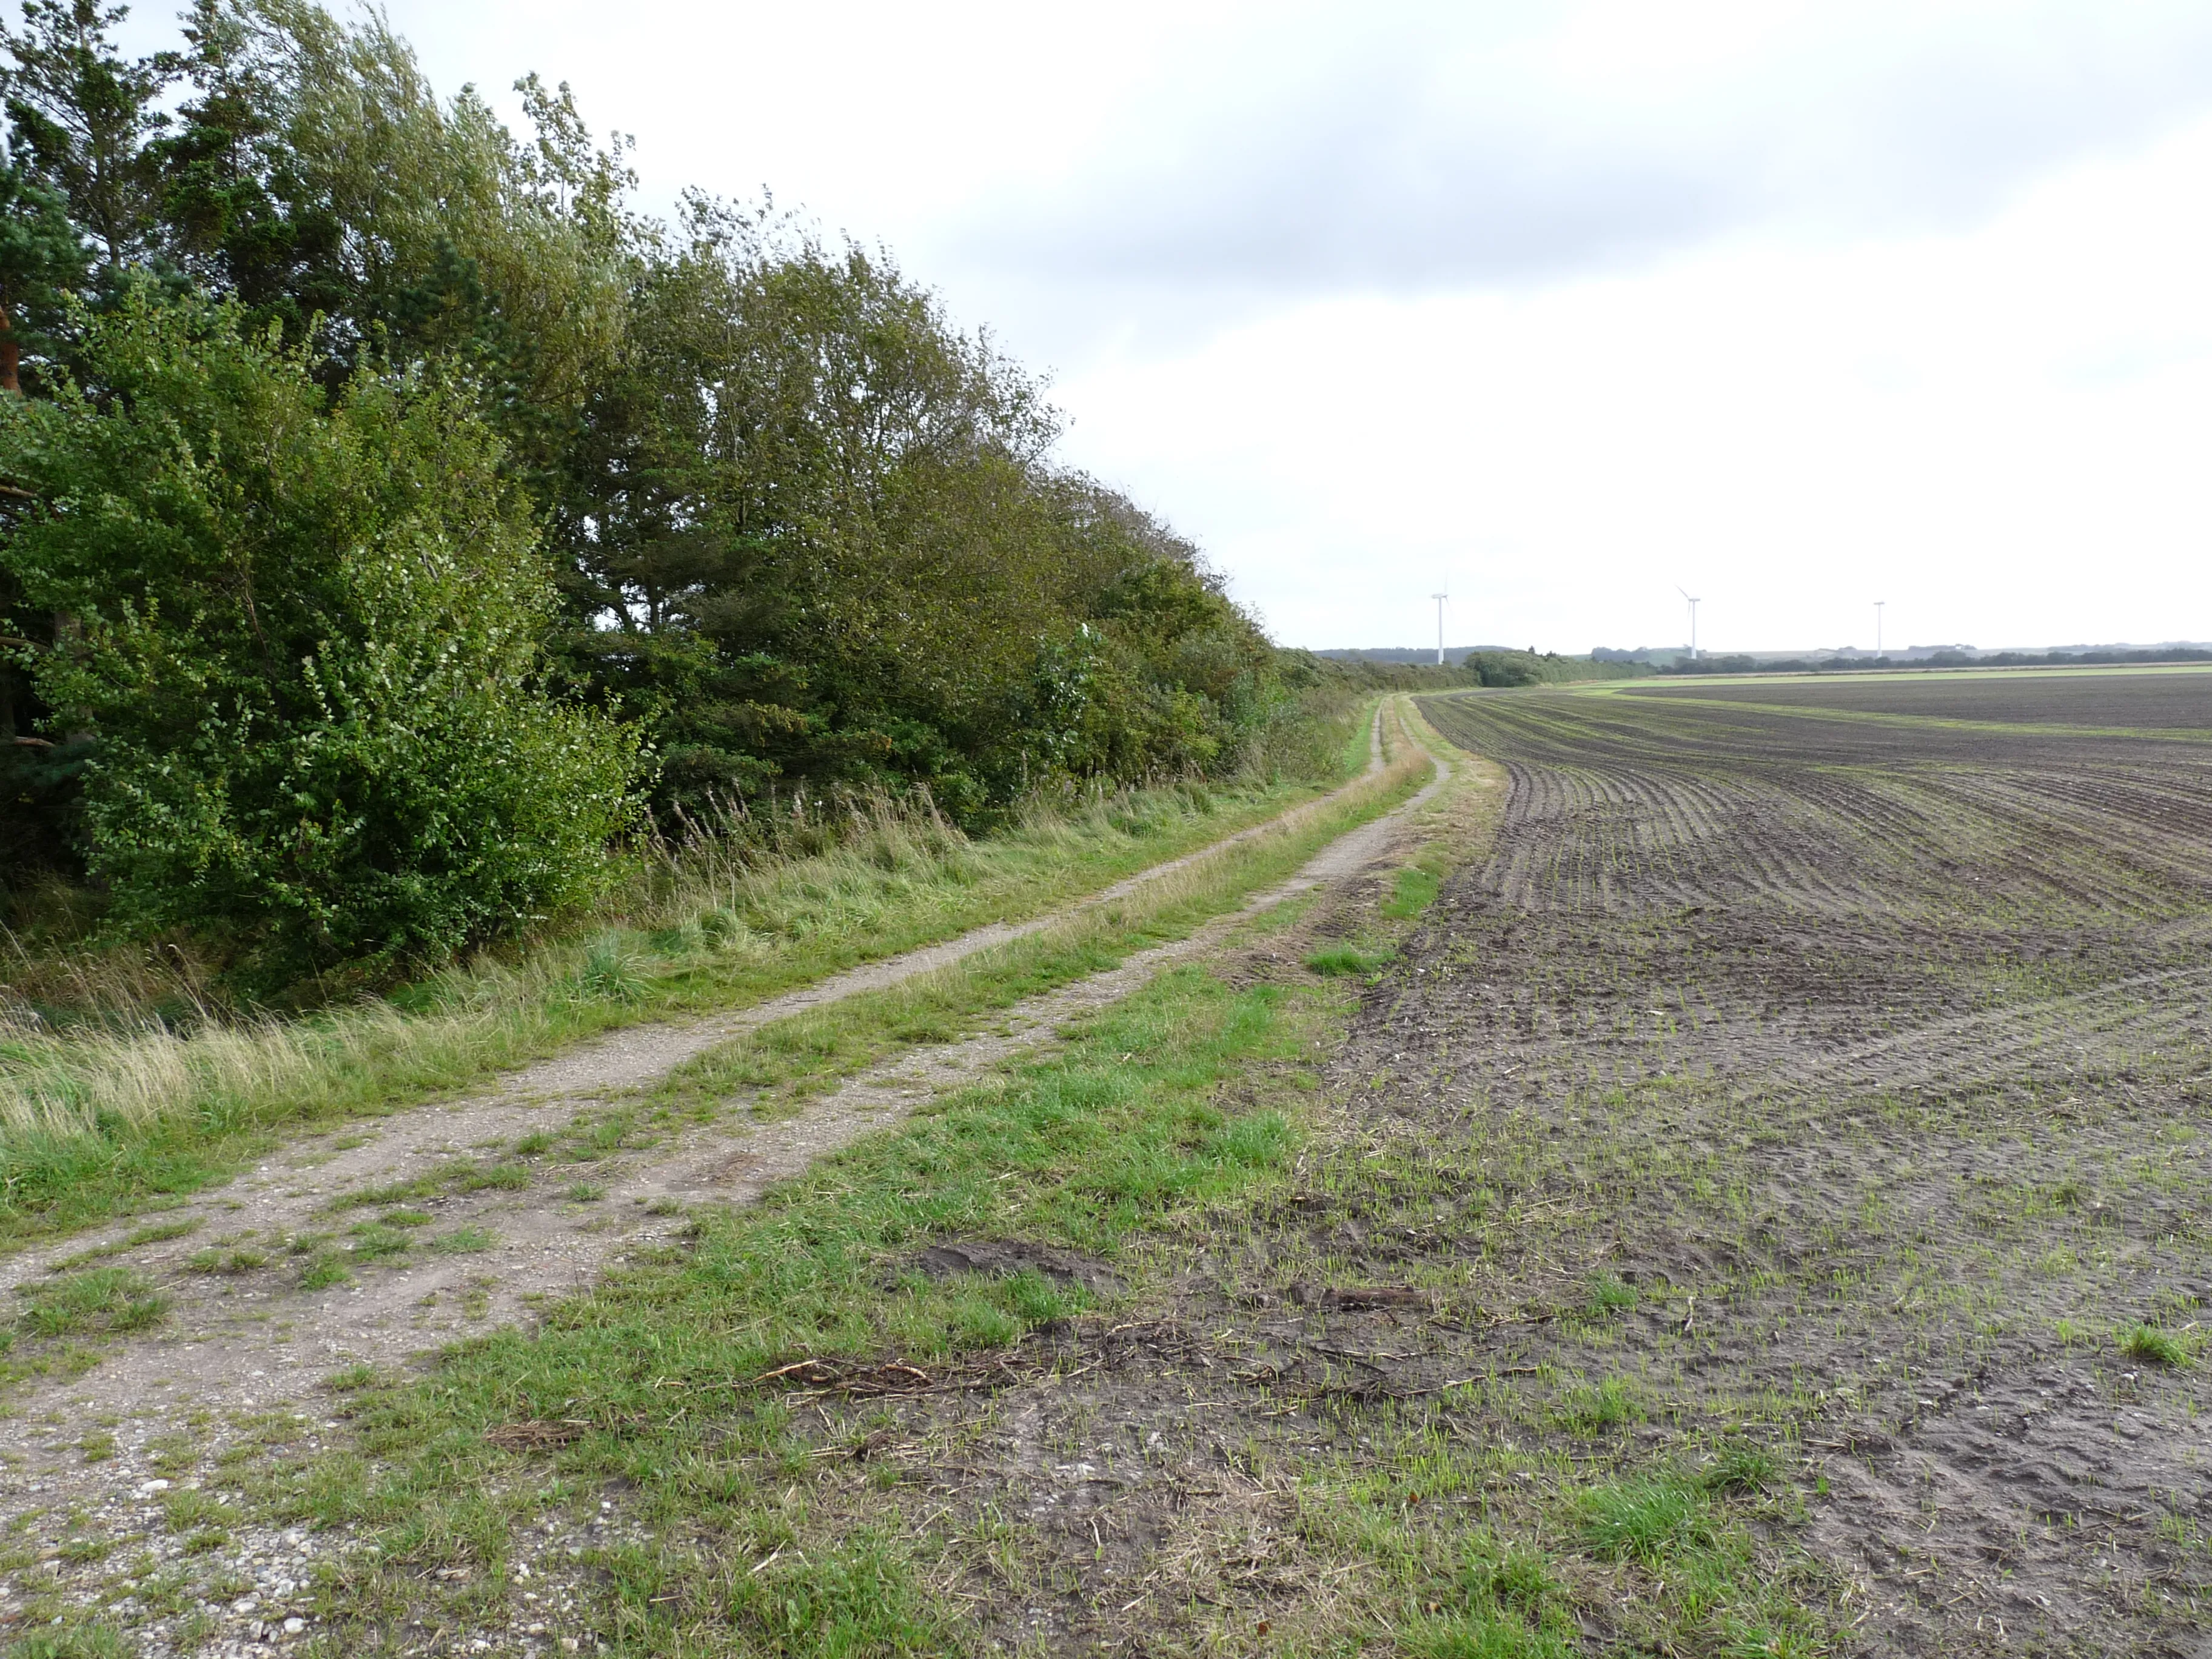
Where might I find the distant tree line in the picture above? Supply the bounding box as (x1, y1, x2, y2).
(0, 1, 1298, 979)
(1315, 649, 1649, 688)
(1657, 648, 2212, 676)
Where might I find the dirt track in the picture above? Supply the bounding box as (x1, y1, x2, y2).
(0, 707, 1444, 1655)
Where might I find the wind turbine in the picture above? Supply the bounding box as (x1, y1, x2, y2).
(1677, 586, 1701, 661)
(1874, 600, 1885, 655)
(1430, 592, 1449, 666)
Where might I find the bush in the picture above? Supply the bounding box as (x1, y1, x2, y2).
(0, 290, 646, 976)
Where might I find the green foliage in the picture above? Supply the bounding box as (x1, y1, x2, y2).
(16, 1264, 167, 1335)
(0, 0, 1303, 984)
(558, 205, 1281, 821)
(2120, 1322, 2196, 1367)
(1698, 1443, 1778, 1493)
(0, 290, 645, 973)
(1577, 1475, 1711, 1564)
(1307, 945, 1389, 977)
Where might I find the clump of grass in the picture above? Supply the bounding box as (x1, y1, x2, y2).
(1578, 1270, 1638, 1321)
(427, 1225, 495, 1255)
(377, 1208, 434, 1228)
(346, 1224, 412, 1261)
(16, 1269, 168, 1338)
(1554, 1376, 1641, 1432)
(298, 1252, 350, 1292)
(1698, 1443, 1778, 1493)
(1380, 866, 1441, 919)
(159, 1490, 241, 1534)
(1578, 1476, 1710, 1566)
(1307, 946, 1389, 977)
(2120, 1323, 2197, 1367)
(573, 937, 649, 1004)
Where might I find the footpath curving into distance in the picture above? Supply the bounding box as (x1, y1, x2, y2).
(0, 703, 1446, 1411)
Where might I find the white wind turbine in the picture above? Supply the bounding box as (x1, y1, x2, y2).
(1430, 592, 1449, 666)
(1678, 586, 1701, 661)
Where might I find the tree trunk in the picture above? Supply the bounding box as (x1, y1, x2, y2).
(0, 300, 18, 395)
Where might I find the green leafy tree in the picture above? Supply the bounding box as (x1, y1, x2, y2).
(0, 0, 174, 270)
(0, 289, 646, 973)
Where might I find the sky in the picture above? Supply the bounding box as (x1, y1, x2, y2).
(147, 1, 2212, 653)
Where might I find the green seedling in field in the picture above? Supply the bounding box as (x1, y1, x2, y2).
(2120, 1323, 2197, 1366)
(1698, 1443, 1778, 1493)
(1555, 1377, 1642, 1431)
(1578, 1270, 1639, 1321)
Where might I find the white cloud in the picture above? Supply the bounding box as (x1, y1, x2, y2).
(313, 1, 2212, 649)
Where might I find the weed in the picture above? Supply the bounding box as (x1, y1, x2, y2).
(427, 1225, 496, 1255)
(2120, 1324, 2197, 1367)
(1578, 1476, 1711, 1565)
(563, 1182, 605, 1203)
(1698, 1443, 1778, 1493)
(1307, 946, 1389, 977)
(16, 1270, 168, 1338)
(297, 1252, 350, 1292)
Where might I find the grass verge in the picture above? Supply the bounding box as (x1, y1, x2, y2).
(0, 705, 1384, 1245)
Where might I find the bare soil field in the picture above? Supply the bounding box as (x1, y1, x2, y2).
(1386, 681, 2212, 1653)
(695, 676, 2212, 1657)
(1626, 666, 2212, 731)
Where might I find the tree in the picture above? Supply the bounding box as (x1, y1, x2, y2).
(0, 289, 647, 974)
(0, 147, 87, 390)
(0, 0, 173, 270)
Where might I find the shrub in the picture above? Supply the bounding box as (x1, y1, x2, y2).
(0, 290, 646, 977)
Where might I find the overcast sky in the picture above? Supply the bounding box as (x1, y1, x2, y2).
(216, 2, 2212, 651)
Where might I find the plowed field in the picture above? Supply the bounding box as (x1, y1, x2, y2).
(1402, 675, 2212, 1655)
